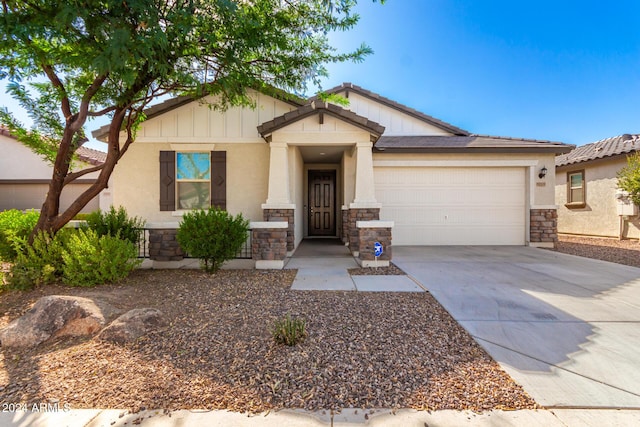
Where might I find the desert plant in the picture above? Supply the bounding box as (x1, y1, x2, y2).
(7, 230, 68, 290)
(176, 208, 249, 273)
(61, 228, 141, 287)
(271, 314, 307, 346)
(84, 206, 145, 245)
(618, 152, 640, 206)
(0, 209, 39, 262)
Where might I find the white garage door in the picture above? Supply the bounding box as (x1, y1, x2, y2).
(375, 167, 526, 245)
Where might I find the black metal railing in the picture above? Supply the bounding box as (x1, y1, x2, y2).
(135, 228, 252, 259)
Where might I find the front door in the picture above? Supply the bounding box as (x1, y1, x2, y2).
(308, 170, 336, 236)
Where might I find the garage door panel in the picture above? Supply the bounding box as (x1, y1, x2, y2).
(375, 167, 526, 246)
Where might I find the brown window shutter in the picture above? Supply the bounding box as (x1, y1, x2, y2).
(211, 151, 227, 210)
(159, 151, 176, 211)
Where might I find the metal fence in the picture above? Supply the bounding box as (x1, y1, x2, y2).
(135, 228, 252, 259)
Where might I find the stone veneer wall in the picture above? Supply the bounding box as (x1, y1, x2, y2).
(251, 228, 288, 261)
(263, 209, 295, 251)
(347, 208, 380, 252)
(530, 208, 558, 246)
(341, 209, 349, 243)
(357, 226, 392, 262)
(148, 229, 185, 261)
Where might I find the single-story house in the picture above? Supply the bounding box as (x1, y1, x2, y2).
(555, 134, 640, 239)
(0, 127, 107, 212)
(93, 83, 572, 267)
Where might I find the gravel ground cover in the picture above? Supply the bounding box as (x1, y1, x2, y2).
(554, 235, 640, 268)
(0, 269, 535, 413)
(348, 263, 406, 276)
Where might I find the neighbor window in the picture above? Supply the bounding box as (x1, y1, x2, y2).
(176, 152, 211, 209)
(566, 170, 585, 207)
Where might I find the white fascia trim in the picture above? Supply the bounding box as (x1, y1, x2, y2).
(261, 203, 296, 210)
(373, 160, 539, 167)
(255, 260, 285, 270)
(357, 220, 394, 228)
(349, 202, 382, 209)
(146, 222, 181, 229)
(531, 205, 559, 210)
(249, 221, 289, 229)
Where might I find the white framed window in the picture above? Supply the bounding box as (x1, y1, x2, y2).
(567, 170, 585, 207)
(176, 152, 211, 209)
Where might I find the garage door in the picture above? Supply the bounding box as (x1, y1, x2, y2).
(375, 167, 526, 245)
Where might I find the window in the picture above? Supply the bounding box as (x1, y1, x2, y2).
(566, 170, 585, 207)
(176, 152, 211, 209)
(160, 150, 225, 212)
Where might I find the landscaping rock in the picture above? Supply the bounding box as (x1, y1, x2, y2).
(98, 308, 166, 344)
(0, 295, 105, 348)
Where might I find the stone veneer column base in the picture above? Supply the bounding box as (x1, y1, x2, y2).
(251, 221, 288, 269)
(148, 229, 185, 261)
(263, 209, 295, 252)
(347, 208, 380, 255)
(530, 208, 558, 248)
(356, 220, 393, 267)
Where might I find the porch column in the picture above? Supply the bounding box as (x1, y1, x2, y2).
(351, 140, 380, 208)
(265, 141, 292, 205)
(262, 141, 296, 253)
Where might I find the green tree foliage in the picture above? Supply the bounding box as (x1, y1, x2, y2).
(617, 152, 640, 206)
(176, 208, 249, 273)
(0, 0, 381, 238)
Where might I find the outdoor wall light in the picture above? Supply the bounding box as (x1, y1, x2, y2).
(538, 166, 547, 179)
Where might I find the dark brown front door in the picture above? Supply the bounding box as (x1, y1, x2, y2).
(308, 170, 336, 236)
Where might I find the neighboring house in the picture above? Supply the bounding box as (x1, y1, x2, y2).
(0, 127, 107, 212)
(93, 82, 572, 264)
(555, 134, 640, 239)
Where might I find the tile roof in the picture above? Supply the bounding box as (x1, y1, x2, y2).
(316, 82, 470, 136)
(375, 135, 573, 153)
(555, 134, 640, 167)
(257, 101, 385, 138)
(76, 146, 107, 166)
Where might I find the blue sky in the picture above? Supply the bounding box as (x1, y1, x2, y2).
(2, 0, 639, 150)
(312, 0, 640, 147)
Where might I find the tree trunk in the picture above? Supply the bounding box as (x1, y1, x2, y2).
(30, 109, 126, 241)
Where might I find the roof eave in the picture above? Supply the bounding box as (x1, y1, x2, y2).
(375, 146, 574, 154)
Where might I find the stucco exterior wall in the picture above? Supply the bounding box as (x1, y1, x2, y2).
(556, 157, 640, 238)
(373, 152, 556, 207)
(291, 146, 304, 248)
(110, 142, 269, 223)
(1, 133, 101, 212)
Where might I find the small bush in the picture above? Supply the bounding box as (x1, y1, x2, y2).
(271, 314, 307, 346)
(7, 230, 68, 290)
(176, 208, 249, 273)
(0, 209, 39, 262)
(85, 206, 145, 245)
(61, 228, 141, 287)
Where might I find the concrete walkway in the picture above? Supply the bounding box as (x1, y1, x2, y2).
(393, 246, 640, 410)
(286, 239, 422, 292)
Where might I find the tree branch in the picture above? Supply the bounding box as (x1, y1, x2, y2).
(64, 164, 105, 184)
(41, 64, 72, 120)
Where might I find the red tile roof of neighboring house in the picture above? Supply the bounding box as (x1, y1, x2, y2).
(76, 146, 107, 166)
(2, 126, 106, 166)
(555, 134, 640, 167)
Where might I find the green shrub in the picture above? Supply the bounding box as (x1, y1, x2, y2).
(271, 314, 307, 346)
(0, 209, 39, 262)
(176, 208, 249, 273)
(85, 206, 145, 245)
(6, 230, 67, 290)
(61, 228, 141, 287)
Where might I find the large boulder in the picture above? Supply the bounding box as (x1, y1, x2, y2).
(98, 308, 166, 344)
(0, 296, 105, 348)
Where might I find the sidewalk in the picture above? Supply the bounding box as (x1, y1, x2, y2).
(2, 407, 639, 426)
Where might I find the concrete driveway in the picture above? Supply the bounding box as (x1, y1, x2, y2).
(393, 246, 640, 409)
